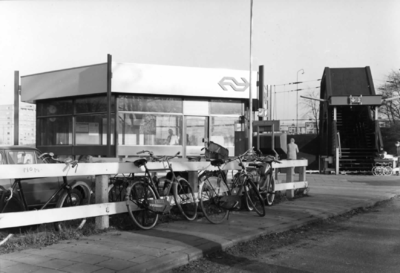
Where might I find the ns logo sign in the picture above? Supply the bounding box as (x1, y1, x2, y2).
(218, 77, 249, 92)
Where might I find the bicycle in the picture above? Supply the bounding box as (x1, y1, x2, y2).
(250, 152, 281, 206)
(232, 149, 266, 216)
(198, 146, 265, 224)
(0, 153, 92, 232)
(372, 162, 393, 176)
(124, 150, 198, 230)
(108, 174, 130, 202)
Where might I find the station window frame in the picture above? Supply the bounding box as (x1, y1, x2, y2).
(36, 95, 115, 147)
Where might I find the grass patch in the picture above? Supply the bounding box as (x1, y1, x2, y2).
(0, 213, 136, 254)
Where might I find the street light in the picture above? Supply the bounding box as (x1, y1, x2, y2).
(296, 69, 304, 134)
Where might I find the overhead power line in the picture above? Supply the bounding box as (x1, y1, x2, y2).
(274, 86, 320, 94)
(268, 79, 321, 87)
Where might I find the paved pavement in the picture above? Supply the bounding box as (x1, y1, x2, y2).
(1, 174, 400, 273)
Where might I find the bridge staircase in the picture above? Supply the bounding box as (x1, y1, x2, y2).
(336, 106, 377, 172)
(319, 66, 383, 174)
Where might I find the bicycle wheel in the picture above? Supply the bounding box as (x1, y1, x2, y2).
(199, 172, 230, 224)
(244, 178, 266, 217)
(54, 182, 91, 232)
(173, 177, 197, 221)
(384, 166, 393, 176)
(263, 174, 275, 206)
(108, 178, 128, 202)
(371, 166, 377, 176)
(126, 180, 159, 230)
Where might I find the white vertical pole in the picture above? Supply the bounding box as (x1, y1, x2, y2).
(267, 85, 271, 120)
(334, 106, 338, 174)
(335, 148, 339, 174)
(95, 174, 109, 229)
(271, 85, 274, 120)
(248, 0, 254, 150)
(333, 107, 337, 121)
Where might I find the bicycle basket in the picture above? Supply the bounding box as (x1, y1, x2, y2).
(206, 141, 229, 160)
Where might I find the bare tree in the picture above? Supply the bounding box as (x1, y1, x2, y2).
(377, 70, 400, 124)
(300, 89, 320, 134)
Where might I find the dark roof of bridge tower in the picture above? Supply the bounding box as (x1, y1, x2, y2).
(320, 67, 376, 99)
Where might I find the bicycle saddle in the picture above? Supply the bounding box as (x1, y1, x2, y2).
(134, 158, 147, 167)
(210, 159, 224, 167)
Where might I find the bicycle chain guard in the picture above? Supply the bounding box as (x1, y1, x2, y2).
(147, 199, 171, 214)
(218, 195, 241, 210)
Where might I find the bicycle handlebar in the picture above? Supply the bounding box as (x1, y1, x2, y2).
(38, 152, 78, 168)
(221, 148, 255, 167)
(38, 152, 54, 159)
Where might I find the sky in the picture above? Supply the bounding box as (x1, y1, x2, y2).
(0, 0, 399, 122)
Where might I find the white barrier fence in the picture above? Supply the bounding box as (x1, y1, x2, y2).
(0, 160, 308, 230)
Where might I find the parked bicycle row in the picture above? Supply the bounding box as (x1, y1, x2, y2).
(107, 141, 281, 230)
(0, 142, 282, 232)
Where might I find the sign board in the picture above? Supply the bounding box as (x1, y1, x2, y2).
(112, 62, 257, 99)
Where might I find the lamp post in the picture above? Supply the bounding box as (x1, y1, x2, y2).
(296, 69, 304, 134)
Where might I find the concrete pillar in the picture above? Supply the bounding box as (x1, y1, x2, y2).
(95, 174, 109, 229)
(187, 171, 199, 193)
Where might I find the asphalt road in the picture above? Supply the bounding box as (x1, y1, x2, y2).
(172, 196, 400, 273)
(265, 196, 400, 273)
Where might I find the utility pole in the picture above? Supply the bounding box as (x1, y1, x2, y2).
(248, 0, 254, 150)
(296, 69, 304, 134)
(14, 71, 19, 146)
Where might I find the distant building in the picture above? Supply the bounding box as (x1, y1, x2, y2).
(305, 121, 318, 134)
(288, 125, 296, 135)
(279, 125, 289, 133)
(0, 104, 36, 146)
(281, 121, 318, 135)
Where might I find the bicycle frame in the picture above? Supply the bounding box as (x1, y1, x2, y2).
(133, 163, 169, 198)
(133, 151, 183, 198)
(204, 155, 249, 200)
(1, 176, 78, 213)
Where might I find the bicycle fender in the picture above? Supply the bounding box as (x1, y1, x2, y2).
(68, 181, 92, 203)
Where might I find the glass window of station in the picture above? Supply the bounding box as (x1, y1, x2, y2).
(36, 94, 243, 156)
(118, 95, 243, 156)
(36, 96, 115, 146)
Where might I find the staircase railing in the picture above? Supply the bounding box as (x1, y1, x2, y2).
(336, 132, 342, 158)
(375, 121, 384, 152)
(335, 132, 341, 174)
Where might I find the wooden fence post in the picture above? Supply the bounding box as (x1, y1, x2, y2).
(299, 166, 306, 182)
(95, 174, 109, 229)
(286, 167, 295, 199)
(187, 171, 199, 193)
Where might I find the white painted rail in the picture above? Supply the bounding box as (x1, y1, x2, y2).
(0, 159, 308, 229)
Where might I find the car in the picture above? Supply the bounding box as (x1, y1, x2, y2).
(0, 145, 94, 212)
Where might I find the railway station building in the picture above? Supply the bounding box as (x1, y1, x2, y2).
(21, 56, 258, 159)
